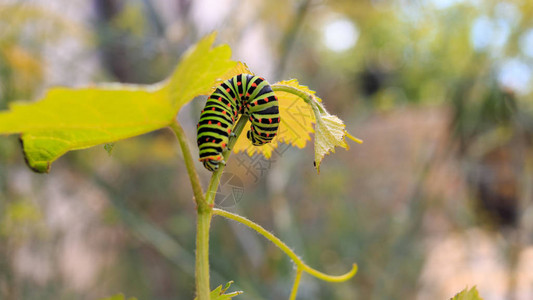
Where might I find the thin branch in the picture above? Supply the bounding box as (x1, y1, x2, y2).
(289, 268, 303, 300)
(195, 209, 212, 300)
(205, 115, 249, 206)
(212, 208, 358, 283)
(346, 132, 364, 144)
(169, 119, 205, 206)
(169, 119, 211, 299)
(271, 84, 316, 106)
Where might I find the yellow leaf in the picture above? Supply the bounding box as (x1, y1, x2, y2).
(232, 79, 316, 158)
(314, 114, 349, 173)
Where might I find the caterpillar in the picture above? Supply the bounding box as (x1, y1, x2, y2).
(197, 74, 280, 171)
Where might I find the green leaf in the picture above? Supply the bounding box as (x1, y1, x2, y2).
(99, 293, 137, 300)
(104, 143, 115, 155)
(450, 286, 484, 300)
(0, 33, 236, 172)
(167, 33, 236, 111)
(194, 281, 243, 300)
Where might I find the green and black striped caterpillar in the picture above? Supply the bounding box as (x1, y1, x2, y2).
(197, 74, 280, 171)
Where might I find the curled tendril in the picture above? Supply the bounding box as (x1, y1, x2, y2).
(212, 208, 358, 298)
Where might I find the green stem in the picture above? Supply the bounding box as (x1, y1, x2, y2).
(271, 84, 316, 106)
(169, 120, 205, 206)
(169, 120, 211, 299)
(271, 84, 326, 115)
(170, 120, 212, 300)
(205, 116, 249, 206)
(212, 208, 357, 283)
(181, 115, 248, 299)
(196, 209, 212, 300)
(271, 84, 328, 138)
(289, 269, 303, 300)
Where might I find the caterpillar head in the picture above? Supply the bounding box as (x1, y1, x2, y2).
(200, 155, 225, 172)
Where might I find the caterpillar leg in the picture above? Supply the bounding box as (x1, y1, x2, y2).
(200, 155, 226, 172)
(246, 126, 269, 146)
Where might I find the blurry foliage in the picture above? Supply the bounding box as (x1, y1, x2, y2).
(100, 294, 137, 300)
(0, 199, 44, 242)
(111, 3, 147, 38)
(93, 0, 174, 83)
(0, 3, 89, 106)
(0, 44, 43, 103)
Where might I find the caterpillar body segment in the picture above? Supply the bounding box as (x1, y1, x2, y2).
(197, 74, 280, 171)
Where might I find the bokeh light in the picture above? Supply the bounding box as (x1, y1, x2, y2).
(322, 18, 359, 53)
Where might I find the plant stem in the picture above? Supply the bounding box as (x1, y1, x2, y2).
(289, 269, 303, 300)
(271, 84, 316, 107)
(205, 116, 249, 206)
(169, 120, 211, 298)
(212, 208, 358, 282)
(271, 84, 327, 134)
(169, 120, 205, 205)
(196, 208, 212, 300)
(173, 115, 248, 299)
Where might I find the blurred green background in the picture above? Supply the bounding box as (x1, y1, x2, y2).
(2, 0, 533, 299)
